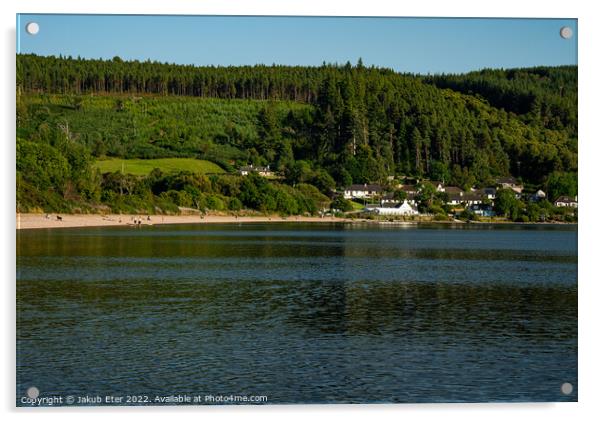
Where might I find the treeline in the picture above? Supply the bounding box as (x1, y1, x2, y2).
(17, 54, 331, 101)
(16, 54, 578, 213)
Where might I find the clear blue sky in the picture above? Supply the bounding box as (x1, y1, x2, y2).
(16, 14, 577, 74)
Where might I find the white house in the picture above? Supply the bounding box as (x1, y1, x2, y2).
(366, 200, 419, 216)
(399, 185, 419, 204)
(462, 193, 483, 205)
(473, 187, 496, 200)
(422, 181, 445, 192)
(495, 176, 524, 194)
(239, 164, 274, 177)
(343, 184, 383, 199)
(554, 196, 578, 208)
(447, 193, 464, 206)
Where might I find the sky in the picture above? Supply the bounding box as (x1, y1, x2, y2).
(16, 14, 577, 74)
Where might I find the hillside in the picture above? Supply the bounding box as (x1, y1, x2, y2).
(16, 54, 577, 214)
(424, 66, 577, 138)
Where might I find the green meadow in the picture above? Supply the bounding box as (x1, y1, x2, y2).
(94, 158, 225, 176)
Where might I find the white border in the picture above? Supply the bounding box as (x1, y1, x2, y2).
(3, 1, 600, 420)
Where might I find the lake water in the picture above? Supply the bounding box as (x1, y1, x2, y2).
(16, 223, 578, 405)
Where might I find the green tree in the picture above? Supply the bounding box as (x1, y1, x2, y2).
(416, 182, 437, 212)
(393, 190, 408, 202)
(494, 188, 521, 219)
(545, 171, 577, 200)
(331, 196, 353, 212)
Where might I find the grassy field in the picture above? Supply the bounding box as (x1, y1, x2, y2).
(349, 200, 367, 210)
(94, 158, 225, 175)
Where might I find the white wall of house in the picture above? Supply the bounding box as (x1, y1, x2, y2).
(344, 190, 376, 199)
(555, 201, 578, 208)
(371, 200, 418, 216)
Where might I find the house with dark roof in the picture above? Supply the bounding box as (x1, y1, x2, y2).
(495, 176, 524, 194)
(442, 186, 464, 196)
(422, 180, 445, 192)
(400, 184, 418, 194)
(447, 193, 465, 206)
(461, 193, 484, 205)
(474, 187, 497, 200)
(554, 196, 578, 208)
(343, 184, 383, 199)
(446, 191, 483, 206)
(382, 190, 418, 206)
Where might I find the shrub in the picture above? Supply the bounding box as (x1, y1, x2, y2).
(206, 195, 225, 211)
(330, 196, 353, 212)
(228, 197, 243, 211)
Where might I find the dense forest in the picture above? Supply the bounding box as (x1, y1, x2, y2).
(16, 54, 577, 215)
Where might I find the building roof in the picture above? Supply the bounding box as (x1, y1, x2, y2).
(379, 202, 402, 208)
(554, 196, 577, 203)
(400, 184, 418, 192)
(345, 184, 383, 192)
(475, 187, 496, 194)
(443, 186, 463, 194)
(383, 191, 416, 199)
(495, 176, 520, 185)
(462, 193, 483, 201)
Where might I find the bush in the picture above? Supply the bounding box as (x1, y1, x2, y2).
(206, 195, 225, 211)
(330, 196, 353, 212)
(459, 208, 476, 221)
(228, 197, 243, 211)
(428, 205, 446, 215)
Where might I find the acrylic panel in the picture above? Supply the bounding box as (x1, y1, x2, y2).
(16, 14, 578, 406)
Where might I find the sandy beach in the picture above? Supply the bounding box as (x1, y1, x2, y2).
(16, 213, 571, 230)
(16, 213, 354, 230)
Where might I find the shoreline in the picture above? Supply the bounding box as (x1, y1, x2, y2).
(15, 213, 575, 230)
(16, 213, 352, 230)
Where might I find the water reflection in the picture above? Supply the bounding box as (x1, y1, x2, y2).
(17, 224, 577, 404)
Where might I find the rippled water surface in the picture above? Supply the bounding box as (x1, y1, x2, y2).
(17, 223, 577, 404)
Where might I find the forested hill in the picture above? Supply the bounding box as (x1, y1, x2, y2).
(424, 66, 577, 139)
(17, 54, 577, 195)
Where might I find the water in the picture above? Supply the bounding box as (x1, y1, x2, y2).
(16, 223, 578, 405)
